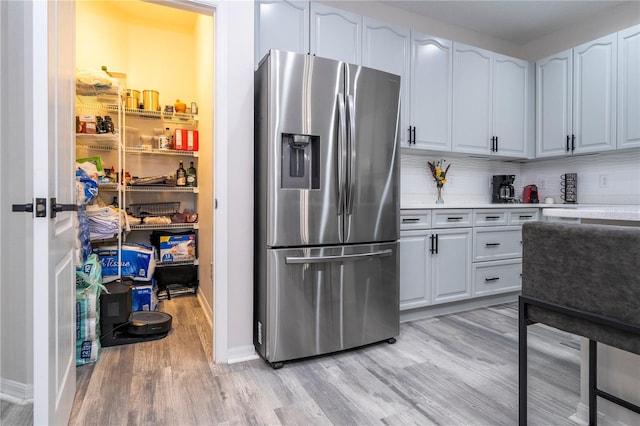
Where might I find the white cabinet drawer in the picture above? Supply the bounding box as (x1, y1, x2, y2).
(400, 210, 431, 230)
(473, 226, 522, 261)
(432, 209, 473, 228)
(473, 258, 522, 297)
(508, 209, 539, 225)
(473, 209, 508, 226)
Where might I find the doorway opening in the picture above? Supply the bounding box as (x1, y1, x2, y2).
(74, 0, 216, 360)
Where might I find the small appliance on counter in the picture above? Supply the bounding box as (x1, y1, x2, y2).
(492, 175, 516, 203)
(523, 184, 540, 203)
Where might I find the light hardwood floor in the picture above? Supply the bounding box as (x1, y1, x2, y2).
(2, 298, 581, 425)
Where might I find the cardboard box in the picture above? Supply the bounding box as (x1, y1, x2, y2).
(173, 129, 199, 151)
(154, 233, 196, 262)
(186, 130, 198, 151)
(78, 115, 97, 134)
(131, 282, 158, 312)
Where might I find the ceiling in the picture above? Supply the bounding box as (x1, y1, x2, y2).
(384, 1, 635, 45)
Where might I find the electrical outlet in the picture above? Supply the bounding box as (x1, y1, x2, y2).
(599, 175, 609, 188)
(538, 177, 546, 189)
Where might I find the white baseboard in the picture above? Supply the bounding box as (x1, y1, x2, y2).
(400, 293, 519, 323)
(196, 291, 213, 327)
(0, 378, 33, 405)
(227, 345, 259, 364)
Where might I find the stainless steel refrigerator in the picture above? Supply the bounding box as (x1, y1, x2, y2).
(254, 50, 401, 367)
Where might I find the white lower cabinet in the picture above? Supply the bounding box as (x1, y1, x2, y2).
(473, 258, 522, 297)
(400, 208, 533, 313)
(431, 228, 473, 305)
(399, 230, 431, 310)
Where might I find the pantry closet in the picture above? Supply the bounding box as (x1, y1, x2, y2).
(75, 0, 215, 336)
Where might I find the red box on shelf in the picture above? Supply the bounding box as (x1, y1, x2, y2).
(173, 129, 198, 151)
(186, 130, 198, 151)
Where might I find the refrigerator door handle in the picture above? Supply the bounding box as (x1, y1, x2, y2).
(337, 93, 347, 217)
(346, 94, 357, 215)
(285, 249, 393, 264)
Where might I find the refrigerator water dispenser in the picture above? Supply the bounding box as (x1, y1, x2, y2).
(281, 133, 320, 189)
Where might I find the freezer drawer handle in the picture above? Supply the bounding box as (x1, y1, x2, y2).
(285, 249, 393, 264)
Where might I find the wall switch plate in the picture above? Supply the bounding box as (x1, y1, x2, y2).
(599, 175, 609, 188)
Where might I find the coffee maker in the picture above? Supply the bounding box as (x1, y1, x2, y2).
(492, 175, 516, 203)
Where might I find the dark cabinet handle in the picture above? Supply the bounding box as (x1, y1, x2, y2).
(485, 243, 501, 247)
(447, 217, 463, 221)
(484, 277, 500, 282)
(486, 216, 500, 220)
(402, 218, 420, 223)
(491, 136, 496, 152)
(429, 234, 435, 254)
(566, 135, 570, 152)
(412, 126, 416, 144)
(408, 127, 412, 143)
(519, 215, 532, 219)
(571, 134, 575, 152)
(435, 234, 439, 254)
(495, 136, 498, 152)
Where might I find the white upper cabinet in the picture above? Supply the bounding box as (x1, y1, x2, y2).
(310, 3, 361, 64)
(362, 18, 410, 145)
(493, 53, 529, 157)
(536, 49, 573, 157)
(255, 0, 309, 66)
(452, 44, 493, 155)
(573, 33, 617, 154)
(536, 33, 618, 158)
(617, 25, 640, 149)
(408, 32, 452, 151)
(452, 43, 527, 157)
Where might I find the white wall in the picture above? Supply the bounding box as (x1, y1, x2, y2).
(520, 1, 640, 60)
(520, 150, 640, 205)
(223, 0, 255, 359)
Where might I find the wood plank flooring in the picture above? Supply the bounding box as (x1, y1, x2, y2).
(2, 298, 581, 425)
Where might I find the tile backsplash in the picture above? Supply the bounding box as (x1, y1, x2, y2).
(401, 150, 640, 205)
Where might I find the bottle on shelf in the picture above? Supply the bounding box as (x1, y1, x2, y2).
(176, 161, 187, 187)
(186, 161, 197, 187)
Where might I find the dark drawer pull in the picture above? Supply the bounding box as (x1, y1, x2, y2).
(447, 216, 464, 221)
(485, 243, 501, 247)
(402, 218, 420, 223)
(486, 216, 500, 220)
(485, 277, 500, 282)
(519, 215, 533, 219)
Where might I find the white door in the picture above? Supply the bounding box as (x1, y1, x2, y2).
(535, 49, 573, 158)
(431, 228, 472, 305)
(399, 230, 431, 310)
(452, 43, 493, 154)
(409, 32, 452, 151)
(617, 25, 640, 149)
(255, 0, 309, 66)
(573, 33, 617, 154)
(361, 17, 410, 145)
(310, 2, 361, 64)
(493, 54, 528, 157)
(32, 1, 77, 424)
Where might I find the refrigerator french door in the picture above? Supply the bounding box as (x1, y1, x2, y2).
(254, 50, 401, 365)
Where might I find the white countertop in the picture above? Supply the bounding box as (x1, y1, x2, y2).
(401, 202, 566, 209)
(542, 205, 640, 221)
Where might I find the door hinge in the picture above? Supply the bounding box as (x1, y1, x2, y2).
(12, 198, 47, 217)
(50, 198, 78, 218)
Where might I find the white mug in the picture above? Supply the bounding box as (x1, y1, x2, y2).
(544, 197, 554, 204)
